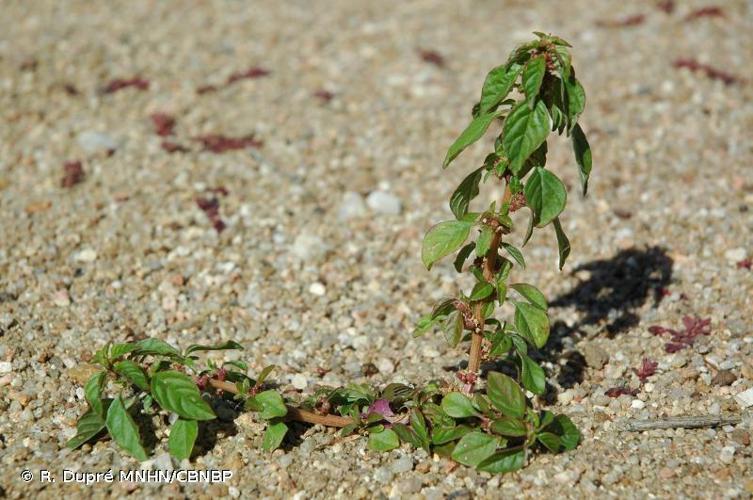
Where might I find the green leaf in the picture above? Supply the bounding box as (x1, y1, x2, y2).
(490, 417, 528, 437)
(393, 423, 423, 449)
(475, 225, 493, 257)
(524, 167, 567, 227)
(547, 415, 580, 451)
(256, 365, 277, 385)
(489, 330, 512, 357)
(451, 431, 498, 467)
(496, 281, 508, 305)
(151, 371, 216, 421)
(168, 418, 198, 461)
(537, 432, 561, 452)
(262, 421, 289, 451)
(564, 74, 586, 126)
(411, 410, 430, 449)
(442, 312, 464, 347)
(477, 447, 526, 473)
(520, 354, 546, 395)
(552, 217, 571, 270)
(487, 371, 526, 418)
(84, 371, 106, 418)
(367, 428, 400, 452)
(105, 396, 148, 461)
(571, 123, 592, 196)
(454, 242, 476, 272)
(422, 220, 473, 270)
(443, 112, 497, 168)
(479, 64, 521, 114)
(450, 168, 483, 219)
(184, 340, 243, 355)
(503, 100, 550, 174)
(469, 282, 494, 302)
(113, 361, 149, 391)
(522, 56, 546, 104)
(109, 343, 140, 360)
(66, 407, 107, 449)
(510, 283, 547, 310)
(501, 243, 526, 269)
(255, 390, 288, 420)
(432, 425, 472, 445)
(441, 392, 479, 418)
(135, 339, 181, 357)
(514, 301, 550, 348)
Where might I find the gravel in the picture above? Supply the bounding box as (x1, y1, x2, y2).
(1, 0, 752, 498)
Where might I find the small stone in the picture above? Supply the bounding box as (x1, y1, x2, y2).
(724, 248, 746, 262)
(658, 467, 675, 480)
(376, 358, 395, 374)
(337, 192, 368, 220)
(719, 446, 735, 464)
(731, 429, 750, 447)
(77, 130, 119, 153)
(711, 370, 737, 386)
(558, 389, 575, 405)
(0, 362, 12, 374)
(366, 190, 402, 215)
(735, 387, 753, 408)
(391, 456, 413, 474)
(308, 282, 326, 296)
(631, 399, 645, 409)
(582, 344, 609, 369)
(74, 248, 98, 262)
(52, 289, 70, 307)
(153, 453, 174, 471)
(291, 233, 329, 262)
(374, 466, 393, 484)
(291, 373, 307, 390)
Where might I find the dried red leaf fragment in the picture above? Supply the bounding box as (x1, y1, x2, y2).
(605, 386, 639, 398)
(684, 6, 724, 21)
(596, 14, 646, 28)
(313, 89, 334, 102)
(102, 77, 150, 94)
(634, 358, 658, 382)
(161, 141, 189, 153)
(150, 113, 176, 137)
(196, 134, 262, 153)
(736, 259, 752, 270)
(226, 66, 271, 85)
(419, 49, 445, 67)
(195, 196, 226, 232)
(673, 59, 740, 85)
(656, 1, 675, 13)
(61, 161, 85, 188)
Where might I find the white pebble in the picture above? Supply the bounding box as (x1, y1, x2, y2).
(724, 248, 746, 262)
(376, 358, 395, 374)
(52, 289, 70, 307)
(734, 387, 753, 408)
(308, 282, 326, 296)
(719, 446, 736, 464)
(74, 248, 98, 262)
(366, 190, 402, 215)
(0, 362, 12, 374)
(631, 399, 645, 409)
(77, 130, 119, 153)
(291, 374, 307, 390)
(337, 192, 368, 220)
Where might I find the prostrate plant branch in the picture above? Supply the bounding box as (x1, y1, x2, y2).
(66, 32, 592, 475)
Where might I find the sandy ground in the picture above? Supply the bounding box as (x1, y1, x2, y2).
(1, 0, 752, 498)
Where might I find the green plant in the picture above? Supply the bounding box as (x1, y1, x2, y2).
(68, 32, 591, 474)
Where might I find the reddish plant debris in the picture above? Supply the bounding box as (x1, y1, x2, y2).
(208, 186, 229, 196)
(62, 83, 80, 96)
(656, 0, 675, 13)
(634, 358, 658, 383)
(684, 6, 724, 21)
(613, 208, 633, 219)
(161, 141, 189, 153)
(102, 77, 150, 94)
(419, 49, 445, 67)
(19, 58, 38, 71)
(226, 66, 271, 85)
(596, 14, 646, 28)
(196, 84, 218, 95)
(195, 196, 226, 232)
(314, 89, 335, 102)
(150, 113, 176, 137)
(736, 259, 752, 270)
(605, 386, 639, 398)
(673, 59, 740, 85)
(195, 134, 262, 153)
(61, 161, 85, 188)
(649, 316, 711, 353)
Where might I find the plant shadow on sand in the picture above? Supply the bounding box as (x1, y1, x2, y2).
(541, 245, 674, 389)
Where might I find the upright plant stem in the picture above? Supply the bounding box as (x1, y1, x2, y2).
(465, 182, 512, 387)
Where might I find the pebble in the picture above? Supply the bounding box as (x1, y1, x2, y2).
(291, 373, 307, 390)
(735, 388, 753, 408)
(719, 446, 736, 464)
(73, 248, 98, 262)
(582, 344, 609, 369)
(724, 248, 746, 262)
(0, 362, 12, 374)
(391, 456, 413, 474)
(366, 191, 402, 215)
(376, 358, 395, 375)
(52, 289, 71, 307)
(337, 192, 368, 220)
(308, 282, 326, 296)
(630, 399, 645, 409)
(77, 130, 119, 153)
(291, 233, 329, 262)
